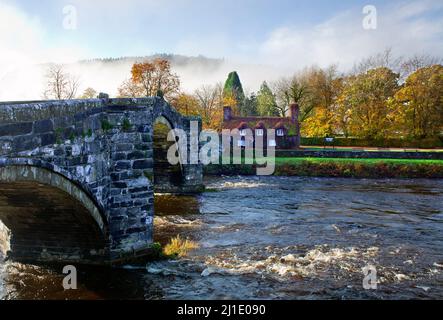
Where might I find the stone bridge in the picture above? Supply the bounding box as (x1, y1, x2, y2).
(0, 97, 203, 265)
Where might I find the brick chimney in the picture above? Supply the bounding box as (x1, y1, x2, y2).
(223, 106, 233, 122)
(289, 103, 300, 124)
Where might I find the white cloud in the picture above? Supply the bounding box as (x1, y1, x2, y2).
(0, 4, 42, 70)
(1, 0, 443, 101)
(395, 0, 443, 19)
(0, 2, 89, 100)
(259, 0, 443, 72)
(0, 1, 287, 100)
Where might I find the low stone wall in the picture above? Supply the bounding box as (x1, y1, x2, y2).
(276, 150, 443, 160)
(0, 99, 106, 124)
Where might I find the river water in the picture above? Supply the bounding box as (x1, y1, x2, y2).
(1, 176, 442, 300)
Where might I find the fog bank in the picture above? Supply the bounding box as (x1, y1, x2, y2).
(0, 55, 292, 101)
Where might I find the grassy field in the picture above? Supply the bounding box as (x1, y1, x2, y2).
(300, 146, 443, 153)
(275, 157, 443, 166)
(225, 156, 443, 166)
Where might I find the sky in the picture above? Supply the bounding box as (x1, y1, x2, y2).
(1, 0, 443, 99)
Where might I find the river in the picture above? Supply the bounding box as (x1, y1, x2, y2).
(1, 176, 443, 300)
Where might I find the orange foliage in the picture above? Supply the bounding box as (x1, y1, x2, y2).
(118, 59, 180, 99)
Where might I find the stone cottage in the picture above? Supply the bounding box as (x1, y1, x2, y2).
(222, 104, 301, 149)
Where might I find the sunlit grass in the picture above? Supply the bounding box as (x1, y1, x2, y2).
(301, 146, 443, 153)
(223, 156, 443, 166)
(275, 157, 443, 166)
(163, 235, 199, 258)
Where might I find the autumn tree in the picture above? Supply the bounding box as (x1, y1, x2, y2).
(171, 84, 225, 130)
(302, 66, 343, 137)
(43, 64, 80, 100)
(391, 65, 443, 138)
(118, 59, 180, 99)
(352, 48, 402, 76)
(400, 54, 442, 79)
(273, 66, 342, 137)
(117, 78, 144, 98)
(273, 75, 309, 118)
(353, 49, 442, 80)
(194, 84, 224, 130)
(337, 67, 399, 139)
(80, 87, 97, 99)
(334, 85, 353, 138)
(170, 93, 200, 117)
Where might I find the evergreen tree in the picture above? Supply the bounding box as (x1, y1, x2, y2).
(223, 71, 245, 113)
(257, 81, 279, 116)
(243, 93, 258, 116)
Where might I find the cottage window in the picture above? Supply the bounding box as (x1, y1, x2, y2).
(276, 129, 285, 137)
(255, 129, 264, 136)
(269, 139, 277, 147)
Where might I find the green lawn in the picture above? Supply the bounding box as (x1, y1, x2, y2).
(275, 157, 443, 166)
(301, 146, 443, 153)
(225, 156, 443, 166)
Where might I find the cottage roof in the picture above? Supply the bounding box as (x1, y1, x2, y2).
(274, 121, 286, 130)
(237, 122, 249, 130)
(254, 121, 266, 129)
(222, 117, 294, 131)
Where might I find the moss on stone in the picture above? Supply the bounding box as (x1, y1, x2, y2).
(144, 170, 154, 182)
(122, 118, 132, 132)
(101, 119, 113, 132)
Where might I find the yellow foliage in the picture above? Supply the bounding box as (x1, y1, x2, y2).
(302, 106, 334, 137)
(163, 235, 199, 257)
(335, 67, 399, 139)
(171, 93, 200, 117)
(391, 65, 443, 138)
(222, 91, 240, 115)
(171, 91, 224, 130)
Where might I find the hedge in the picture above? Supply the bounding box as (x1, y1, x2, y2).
(301, 136, 443, 149)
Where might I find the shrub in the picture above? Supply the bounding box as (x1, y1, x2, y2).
(301, 137, 443, 148)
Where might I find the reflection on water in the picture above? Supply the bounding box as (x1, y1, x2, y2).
(1, 176, 443, 300)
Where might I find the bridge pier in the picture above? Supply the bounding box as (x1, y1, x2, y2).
(0, 97, 203, 265)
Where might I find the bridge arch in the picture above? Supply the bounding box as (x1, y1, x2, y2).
(0, 161, 109, 264)
(0, 97, 204, 264)
(152, 98, 186, 132)
(152, 114, 185, 193)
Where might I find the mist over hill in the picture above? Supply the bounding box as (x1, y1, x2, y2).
(0, 54, 290, 101)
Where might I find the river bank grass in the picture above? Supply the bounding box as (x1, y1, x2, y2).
(275, 157, 443, 178)
(276, 157, 443, 166)
(301, 146, 443, 153)
(206, 157, 443, 179)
